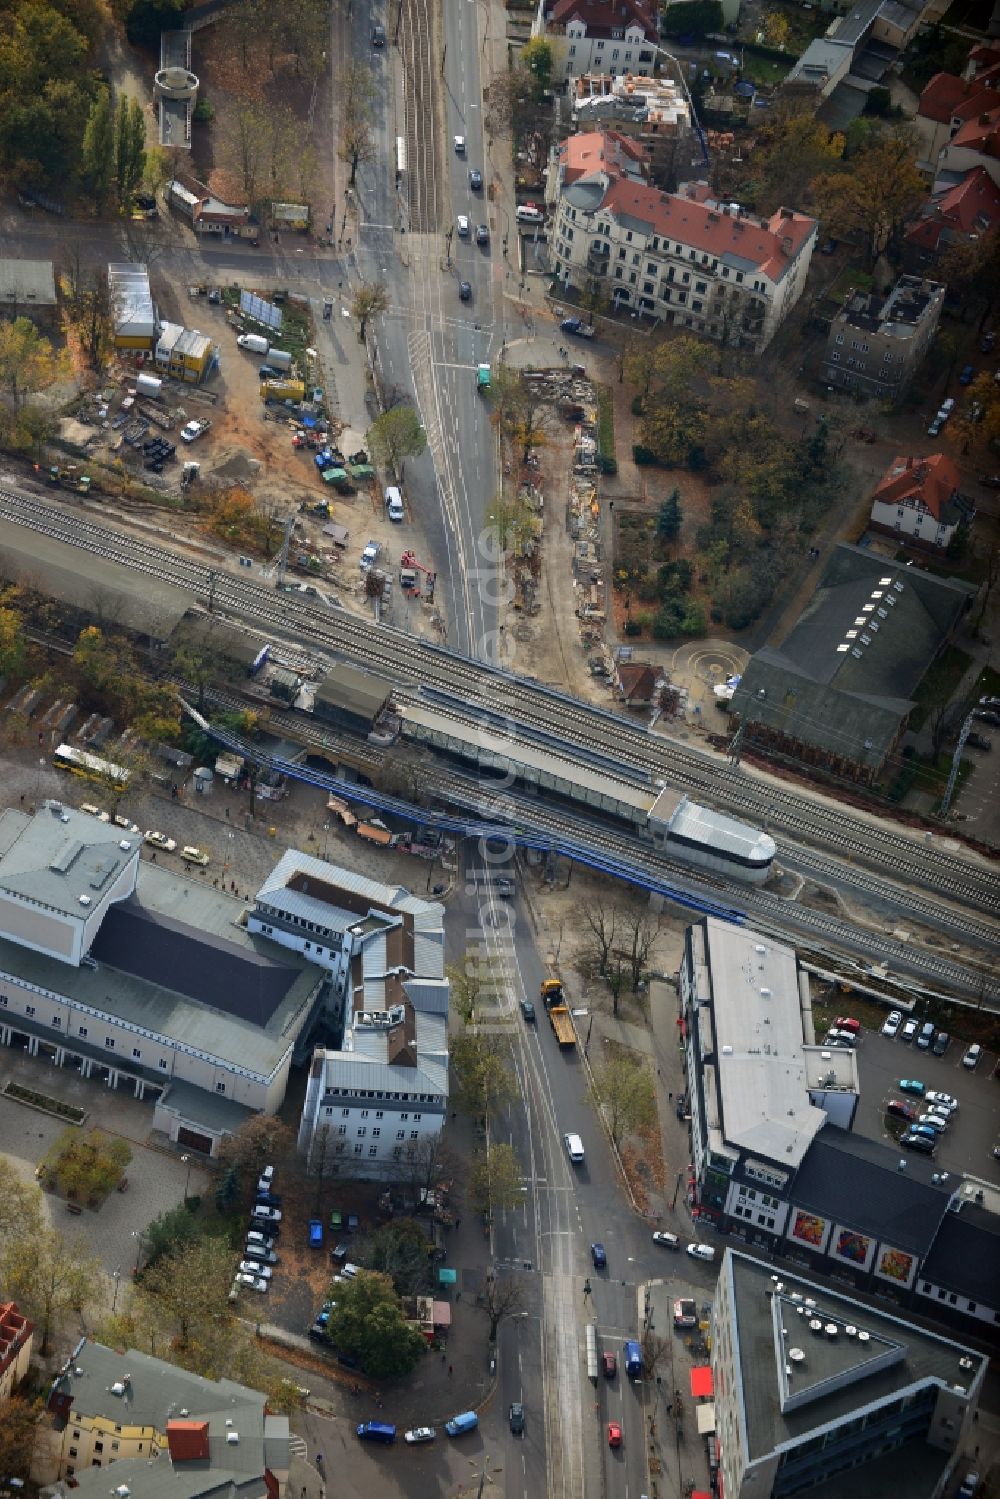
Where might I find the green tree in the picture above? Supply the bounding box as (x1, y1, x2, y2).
(367, 405, 427, 479)
(356, 1219, 433, 1297)
(1, 1227, 98, 1355)
(140, 1234, 235, 1351)
(217, 1114, 295, 1189)
(762, 11, 790, 47)
(659, 0, 722, 37)
(812, 128, 926, 263)
(215, 1165, 242, 1215)
(486, 493, 535, 554)
(521, 37, 553, 91)
(656, 489, 683, 542)
(41, 1128, 131, 1202)
(124, 0, 189, 48)
(448, 946, 502, 1025)
(115, 96, 146, 207)
(0, 317, 65, 409)
(0, 594, 27, 681)
(0, 1395, 44, 1482)
(469, 1142, 523, 1216)
(592, 1052, 656, 1147)
(450, 1031, 516, 1117)
(144, 1202, 203, 1267)
(81, 88, 114, 210)
(351, 281, 388, 341)
(324, 1270, 427, 1378)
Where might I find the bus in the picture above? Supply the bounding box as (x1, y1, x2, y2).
(53, 743, 130, 791)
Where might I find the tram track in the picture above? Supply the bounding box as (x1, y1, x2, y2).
(2, 485, 997, 918)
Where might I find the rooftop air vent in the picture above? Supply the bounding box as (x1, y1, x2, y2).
(959, 1358, 974, 1372)
(858, 1330, 870, 1344)
(110, 1381, 126, 1396)
(809, 1319, 823, 1335)
(804, 1299, 816, 1309)
(789, 1348, 805, 1364)
(226, 1432, 239, 1445)
(825, 1324, 838, 1340)
(118, 839, 131, 851)
(79, 895, 92, 906)
(760, 988, 771, 997)
(845, 1325, 857, 1337)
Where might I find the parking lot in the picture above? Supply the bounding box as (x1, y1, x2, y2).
(851, 1023, 999, 1175)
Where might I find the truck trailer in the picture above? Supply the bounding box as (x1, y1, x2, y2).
(541, 979, 576, 1048)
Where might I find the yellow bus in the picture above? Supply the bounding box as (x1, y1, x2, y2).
(53, 743, 130, 791)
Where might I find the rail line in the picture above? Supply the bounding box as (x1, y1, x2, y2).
(2, 486, 997, 918)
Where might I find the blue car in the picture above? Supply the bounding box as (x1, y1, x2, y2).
(910, 1124, 938, 1141)
(959, 364, 975, 384)
(591, 1243, 607, 1269)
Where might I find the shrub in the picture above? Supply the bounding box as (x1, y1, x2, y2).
(193, 98, 215, 122)
(624, 619, 643, 637)
(633, 444, 658, 465)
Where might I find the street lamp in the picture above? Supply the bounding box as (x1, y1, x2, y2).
(181, 1153, 192, 1202)
(111, 1267, 121, 1313)
(131, 1229, 147, 1276)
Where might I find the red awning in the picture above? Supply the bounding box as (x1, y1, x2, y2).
(690, 1365, 714, 1398)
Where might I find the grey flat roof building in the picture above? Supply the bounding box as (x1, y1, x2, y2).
(0, 256, 57, 309)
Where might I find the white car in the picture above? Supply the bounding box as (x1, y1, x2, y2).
(963, 1043, 982, 1070)
(232, 1272, 269, 1293)
(515, 205, 544, 224)
(652, 1231, 679, 1249)
(456, 214, 470, 237)
(454, 134, 466, 153)
(113, 814, 140, 833)
(385, 486, 404, 522)
(258, 1164, 275, 1189)
(144, 830, 177, 852)
(238, 1260, 273, 1279)
(916, 1113, 949, 1134)
(925, 1091, 958, 1114)
(180, 845, 210, 866)
(80, 803, 109, 821)
(881, 1010, 902, 1038)
(359, 540, 381, 572)
(180, 418, 211, 444)
(686, 1243, 716, 1262)
(250, 1205, 282, 1223)
(404, 1427, 436, 1444)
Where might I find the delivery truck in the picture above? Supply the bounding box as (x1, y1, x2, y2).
(238, 333, 270, 355)
(541, 978, 576, 1048)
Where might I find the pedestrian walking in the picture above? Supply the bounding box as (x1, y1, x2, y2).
(455, 1218, 461, 1231)
(668, 1091, 673, 1100)
(448, 1364, 453, 1376)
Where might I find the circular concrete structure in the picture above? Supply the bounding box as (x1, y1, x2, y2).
(154, 67, 199, 102)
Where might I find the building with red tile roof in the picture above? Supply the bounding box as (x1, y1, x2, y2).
(869, 454, 975, 552)
(534, 0, 658, 81)
(938, 103, 1000, 189)
(904, 166, 1000, 271)
(550, 161, 816, 351)
(552, 128, 649, 191)
(0, 1300, 33, 1402)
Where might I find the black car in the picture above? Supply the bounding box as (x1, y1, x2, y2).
(509, 1402, 525, 1435)
(371, 22, 386, 44)
(967, 732, 991, 751)
(255, 1191, 282, 1208)
(459, 280, 472, 301)
(520, 999, 535, 1022)
(819, 238, 837, 254)
(932, 1031, 950, 1056)
(469, 169, 483, 190)
(900, 1131, 935, 1155)
(974, 709, 1000, 726)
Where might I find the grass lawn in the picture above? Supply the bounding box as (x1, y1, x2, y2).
(908, 644, 973, 730)
(596, 384, 616, 462)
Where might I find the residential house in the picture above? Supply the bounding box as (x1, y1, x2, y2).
(108, 263, 156, 357)
(34, 1338, 290, 1492)
(614, 660, 664, 706)
(154, 320, 215, 383)
(570, 74, 691, 184)
(713, 1251, 987, 1499)
(167, 173, 255, 239)
(869, 453, 975, 553)
(549, 127, 649, 196)
(913, 70, 1000, 176)
(728, 544, 974, 781)
(820, 276, 944, 404)
(533, 0, 659, 84)
(0, 258, 58, 325)
(550, 165, 816, 350)
(904, 167, 1000, 272)
(0, 1300, 33, 1401)
(937, 103, 1000, 191)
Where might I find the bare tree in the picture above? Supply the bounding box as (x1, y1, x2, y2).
(622, 910, 661, 993)
(584, 904, 619, 978)
(641, 1327, 672, 1379)
(592, 1052, 656, 1147)
(479, 1271, 524, 1342)
(389, 1135, 459, 1213)
(351, 282, 388, 342)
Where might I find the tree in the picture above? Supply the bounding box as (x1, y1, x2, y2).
(592, 1052, 656, 1147)
(144, 1203, 203, 1267)
(448, 946, 502, 1025)
(641, 1327, 671, 1379)
(483, 65, 554, 170)
(0, 317, 64, 409)
(124, 0, 189, 47)
(583, 905, 619, 978)
(469, 1142, 523, 1216)
(521, 37, 553, 91)
(1, 1227, 98, 1355)
(229, 99, 268, 205)
(367, 406, 427, 478)
(356, 1219, 433, 1297)
(659, 0, 721, 36)
(812, 129, 926, 263)
(390, 1135, 458, 1214)
(324, 1270, 426, 1378)
(217, 1115, 295, 1187)
(762, 11, 790, 47)
(41, 1128, 131, 1203)
(215, 1165, 242, 1215)
(479, 1271, 524, 1342)
(486, 493, 535, 554)
(351, 281, 388, 342)
(656, 490, 683, 543)
(339, 62, 377, 187)
(173, 642, 220, 714)
(81, 88, 114, 210)
(0, 1159, 43, 1250)
(114, 96, 146, 208)
(0, 1395, 44, 1482)
(938, 227, 1000, 324)
(450, 1032, 516, 1117)
(747, 110, 842, 217)
(0, 594, 27, 681)
(140, 1234, 235, 1351)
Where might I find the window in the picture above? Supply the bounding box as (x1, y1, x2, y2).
(376, 1110, 384, 1119)
(342, 1108, 350, 1117)
(410, 1130, 419, 1139)
(111, 1442, 120, 1453)
(69, 1448, 78, 1459)
(393, 1146, 403, 1159)
(396, 1130, 405, 1141)
(94, 1443, 104, 1454)
(52, 1015, 61, 1027)
(354, 1143, 364, 1155)
(26, 1004, 35, 1018)
(369, 1146, 379, 1157)
(104, 1036, 115, 1049)
(400, 1113, 409, 1121)
(132, 1047, 141, 1059)
(338, 1125, 347, 1136)
(215, 1081, 226, 1094)
(413, 1114, 421, 1122)
(158, 1058, 168, 1071)
(360, 1109, 369, 1118)
(372, 1128, 381, 1137)
(357, 1127, 367, 1138)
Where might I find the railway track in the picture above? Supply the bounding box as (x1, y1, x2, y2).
(399, 0, 440, 233)
(2, 486, 998, 918)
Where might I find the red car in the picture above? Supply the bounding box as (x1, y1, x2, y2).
(601, 1351, 617, 1379)
(886, 1099, 917, 1122)
(608, 1421, 622, 1449)
(834, 1015, 861, 1035)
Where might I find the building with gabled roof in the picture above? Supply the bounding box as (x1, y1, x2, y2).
(35, 1337, 290, 1493)
(904, 166, 1000, 270)
(0, 1299, 33, 1402)
(712, 1251, 986, 1499)
(937, 102, 1000, 189)
(914, 70, 1000, 173)
(551, 127, 648, 191)
(728, 544, 974, 780)
(550, 167, 815, 350)
(533, 0, 660, 82)
(167, 173, 255, 239)
(869, 453, 975, 552)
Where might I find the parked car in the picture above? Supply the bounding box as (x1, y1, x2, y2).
(967, 733, 992, 751)
(232, 1272, 269, 1293)
(833, 1016, 861, 1035)
(515, 204, 545, 224)
(245, 1230, 276, 1252)
(819, 238, 837, 254)
(244, 1247, 279, 1267)
(250, 1205, 282, 1223)
(238, 1260, 273, 1279)
(927, 417, 943, 436)
(404, 1427, 436, 1444)
(826, 1028, 858, 1047)
(900, 1131, 935, 1155)
(886, 1099, 917, 1122)
(915, 1022, 936, 1051)
(591, 1243, 607, 1269)
(898, 1078, 926, 1096)
(309, 1220, 324, 1248)
(687, 1243, 715, 1262)
(652, 1231, 680, 1249)
(257, 1165, 274, 1188)
(932, 1031, 951, 1056)
(882, 1010, 902, 1038)
(910, 1124, 940, 1142)
(925, 1091, 958, 1114)
(673, 1297, 698, 1328)
(144, 830, 176, 852)
(916, 1113, 949, 1134)
(509, 1403, 525, 1435)
(900, 1018, 919, 1043)
(963, 1043, 982, 1070)
(180, 845, 209, 866)
(255, 1191, 282, 1208)
(959, 364, 976, 384)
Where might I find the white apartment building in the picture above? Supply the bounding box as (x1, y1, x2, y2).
(550, 168, 816, 351)
(533, 0, 659, 83)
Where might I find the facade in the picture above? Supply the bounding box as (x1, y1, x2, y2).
(252, 852, 450, 1177)
(534, 0, 659, 83)
(821, 276, 944, 403)
(712, 1250, 987, 1499)
(108, 263, 156, 355)
(914, 70, 1000, 175)
(680, 918, 1000, 1332)
(154, 320, 215, 383)
(550, 169, 816, 350)
(167, 174, 255, 238)
(0, 1299, 34, 1401)
(904, 167, 1000, 271)
(729, 545, 974, 781)
(937, 102, 1000, 191)
(870, 453, 975, 553)
(0, 257, 58, 320)
(35, 1337, 289, 1494)
(0, 806, 326, 1156)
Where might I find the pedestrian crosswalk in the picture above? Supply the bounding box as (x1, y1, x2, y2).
(288, 1435, 308, 1459)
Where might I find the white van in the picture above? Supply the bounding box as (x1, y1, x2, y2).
(564, 1132, 585, 1164)
(385, 485, 404, 522)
